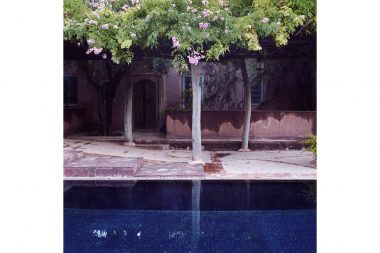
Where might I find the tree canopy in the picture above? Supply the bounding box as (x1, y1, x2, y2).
(64, 0, 316, 68)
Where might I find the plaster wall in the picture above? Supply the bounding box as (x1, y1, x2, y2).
(64, 56, 316, 135)
(166, 111, 316, 139)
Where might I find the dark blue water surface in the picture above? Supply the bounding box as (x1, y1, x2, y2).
(64, 180, 316, 253)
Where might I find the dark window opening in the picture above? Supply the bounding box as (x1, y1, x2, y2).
(181, 73, 205, 109)
(251, 78, 264, 105)
(64, 76, 78, 106)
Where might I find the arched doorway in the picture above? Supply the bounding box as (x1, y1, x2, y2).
(133, 80, 158, 129)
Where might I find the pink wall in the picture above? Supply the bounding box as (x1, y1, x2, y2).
(64, 61, 99, 131)
(166, 111, 316, 139)
(64, 57, 316, 135)
(64, 107, 86, 136)
(164, 68, 182, 107)
(64, 60, 183, 132)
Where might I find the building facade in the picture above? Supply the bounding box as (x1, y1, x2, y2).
(64, 54, 316, 139)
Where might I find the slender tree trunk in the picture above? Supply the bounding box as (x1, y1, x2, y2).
(97, 87, 106, 136)
(105, 86, 114, 135)
(81, 61, 125, 136)
(239, 58, 251, 151)
(124, 70, 135, 146)
(191, 64, 203, 163)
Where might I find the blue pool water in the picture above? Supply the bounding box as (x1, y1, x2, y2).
(64, 181, 316, 253)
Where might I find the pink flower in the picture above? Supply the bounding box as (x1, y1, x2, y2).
(122, 4, 130, 11)
(199, 22, 209, 29)
(187, 51, 205, 65)
(86, 47, 102, 55)
(102, 54, 107, 59)
(87, 38, 95, 45)
(101, 24, 109, 30)
(188, 55, 199, 65)
(93, 47, 103, 55)
(172, 37, 180, 48)
(203, 10, 210, 17)
(192, 8, 198, 13)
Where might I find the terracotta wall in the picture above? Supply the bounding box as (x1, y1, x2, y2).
(166, 111, 316, 139)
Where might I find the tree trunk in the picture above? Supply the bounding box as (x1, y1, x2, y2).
(97, 87, 107, 136)
(191, 64, 203, 163)
(239, 58, 251, 151)
(124, 70, 134, 146)
(80, 61, 125, 136)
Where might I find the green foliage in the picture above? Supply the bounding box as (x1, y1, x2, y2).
(207, 42, 230, 61)
(64, 0, 87, 20)
(173, 55, 189, 72)
(64, 0, 316, 65)
(304, 133, 317, 157)
(286, 0, 316, 34)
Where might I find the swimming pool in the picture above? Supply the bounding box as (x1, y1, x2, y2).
(64, 180, 316, 253)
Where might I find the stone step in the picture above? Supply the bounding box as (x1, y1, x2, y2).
(66, 135, 306, 151)
(134, 143, 170, 150)
(168, 140, 305, 151)
(64, 155, 144, 179)
(135, 162, 204, 177)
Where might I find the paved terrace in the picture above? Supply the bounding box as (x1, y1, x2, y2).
(64, 138, 316, 181)
(66, 131, 307, 150)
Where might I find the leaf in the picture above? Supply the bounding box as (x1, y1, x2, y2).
(121, 40, 132, 49)
(244, 27, 262, 51)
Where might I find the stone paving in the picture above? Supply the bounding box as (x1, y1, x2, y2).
(64, 138, 316, 180)
(67, 132, 306, 151)
(64, 139, 211, 163)
(64, 155, 143, 178)
(206, 151, 316, 180)
(135, 162, 204, 177)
